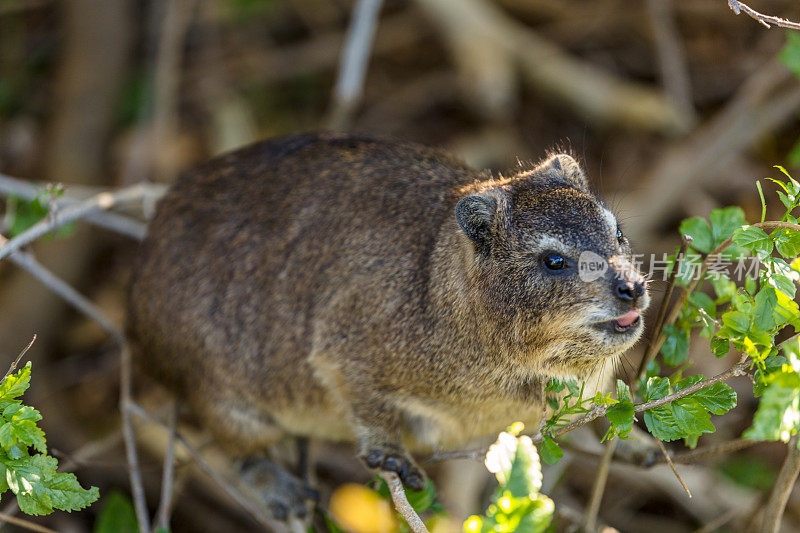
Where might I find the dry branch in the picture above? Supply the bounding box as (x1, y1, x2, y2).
(416, 0, 691, 133)
(0, 173, 153, 240)
(581, 439, 616, 532)
(127, 402, 283, 532)
(761, 434, 800, 532)
(155, 401, 180, 532)
(0, 512, 57, 533)
(624, 61, 800, 242)
(727, 0, 800, 30)
(327, 0, 385, 130)
(378, 472, 429, 533)
(0, 183, 159, 261)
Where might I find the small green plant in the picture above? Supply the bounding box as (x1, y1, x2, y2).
(0, 361, 98, 515)
(3, 185, 73, 239)
(464, 423, 554, 533)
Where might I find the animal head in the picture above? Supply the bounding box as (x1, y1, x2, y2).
(455, 154, 649, 379)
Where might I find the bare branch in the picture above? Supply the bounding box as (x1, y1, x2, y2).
(327, 0, 385, 130)
(0, 183, 159, 261)
(646, 0, 694, 117)
(0, 512, 57, 533)
(155, 400, 180, 532)
(0, 173, 157, 239)
(656, 439, 692, 498)
(637, 234, 693, 381)
(127, 402, 282, 531)
(120, 344, 151, 533)
(581, 439, 616, 531)
(760, 434, 800, 532)
(3, 335, 36, 381)
(727, 0, 800, 30)
(378, 471, 429, 533)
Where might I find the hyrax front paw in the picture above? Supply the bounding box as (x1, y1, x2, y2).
(361, 448, 426, 491)
(239, 457, 319, 520)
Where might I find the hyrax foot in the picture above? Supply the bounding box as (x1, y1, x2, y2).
(362, 449, 426, 491)
(239, 457, 320, 520)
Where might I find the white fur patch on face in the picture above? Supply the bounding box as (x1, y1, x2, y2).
(528, 234, 571, 255)
(602, 208, 618, 237)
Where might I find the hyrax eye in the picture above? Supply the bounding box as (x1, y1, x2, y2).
(542, 252, 566, 271)
(616, 229, 624, 242)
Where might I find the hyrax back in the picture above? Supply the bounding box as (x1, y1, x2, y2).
(127, 132, 648, 490)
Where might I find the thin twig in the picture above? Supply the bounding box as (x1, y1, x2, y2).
(760, 434, 800, 532)
(0, 173, 156, 239)
(648, 222, 800, 360)
(120, 344, 151, 533)
(727, 0, 800, 30)
(378, 472, 429, 533)
(5, 247, 123, 343)
(0, 512, 57, 533)
(0, 183, 159, 261)
(3, 335, 36, 381)
(646, 0, 694, 117)
(581, 439, 616, 532)
(127, 403, 281, 531)
(655, 439, 691, 498)
(154, 400, 180, 532)
(327, 0, 385, 130)
(669, 438, 762, 465)
(637, 234, 692, 381)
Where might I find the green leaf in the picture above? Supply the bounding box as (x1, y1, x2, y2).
(0, 363, 32, 403)
(745, 381, 800, 443)
(773, 228, 800, 258)
(645, 377, 671, 401)
(672, 399, 715, 436)
(732, 226, 773, 259)
(660, 325, 690, 366)
(0, 453, 99, 515)
(680, 217, 713, 253)
(539, 437, 563, 466)
(754, 287, 779, 331)
(780, 31, 800, 78)
(93, 492, 139, 533)
(504, 437, 542, 498)
(690, 383, 738, 415)
(643, 407, 685, 442)
(722, 310, 751, 334)
(615, 379, 632, 403)
(710, 207, 747, 246)
(711, 337, 730, 358)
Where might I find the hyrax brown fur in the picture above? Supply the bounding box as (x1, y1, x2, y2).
(127, 132, 649, 516)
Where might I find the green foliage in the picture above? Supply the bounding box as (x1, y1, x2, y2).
(93, 492, 138, 533)
(0, 363, 98, 515)
(3, 186, 73, 239)
(603, 380, 634, 441)
(719, 454, 778, 492)
(464, 425, 554, 533)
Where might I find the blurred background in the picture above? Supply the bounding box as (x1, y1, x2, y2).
(2, 0, 800, 531)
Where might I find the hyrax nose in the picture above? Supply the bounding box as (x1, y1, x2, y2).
(614, 278, 645, 302)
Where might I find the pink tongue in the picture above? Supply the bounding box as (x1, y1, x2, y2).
(616, 310, 640, 327)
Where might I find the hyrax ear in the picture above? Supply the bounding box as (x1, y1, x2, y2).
(544, 154, 589, 191)
(456, 194, 497, 254)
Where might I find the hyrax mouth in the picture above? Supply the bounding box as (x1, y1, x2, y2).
(595, 309, 641, 335)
